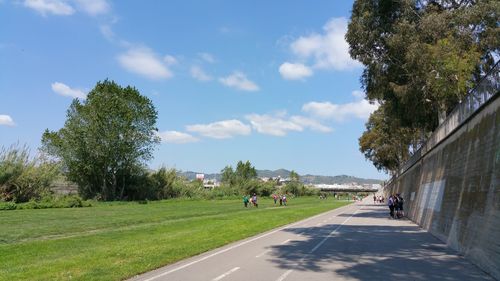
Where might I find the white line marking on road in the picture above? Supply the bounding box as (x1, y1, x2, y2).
(140, 203, 357, 281)
(212, 267, 240, 281)
(309, 208, 361, 254)
(281, 239, 291, 244)
(255, 249, 271, 258)
(276, 269, 293, 281)
(316, 222, 322, 226)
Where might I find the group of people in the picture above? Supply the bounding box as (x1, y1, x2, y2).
(387, 194, 404, 219)
(244, 193, 289, 208)
(243, 193, 259, 208)
(272, 194, 287, 206)
(373, 195, 385, 204)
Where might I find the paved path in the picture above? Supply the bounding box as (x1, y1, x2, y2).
(130, 198, 492, 281)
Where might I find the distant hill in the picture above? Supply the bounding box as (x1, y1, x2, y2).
(178, 169, 383, 185)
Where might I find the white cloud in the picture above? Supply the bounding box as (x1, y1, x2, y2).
(23, 0, 75, 16)
(302, 99, 379, 121)
(279, 62, 313, 80)
(0, 115, 15, 126)
(246, 113, 302, 136)
(74, 0, 109, 16)
(288, 17, 361, 71)
(219, 72, 259, 92)
(117, 47, 173, 80)
(163, 55, 178, 66)
(289, 116, 333, 133)
(245, 113, 332, 136)
(191, 66, 212, 81)
(198, 52, 215, 63)
(157, 131, 199, 144)
(51, 82, 86, 99)
(186, 119, 251, 139)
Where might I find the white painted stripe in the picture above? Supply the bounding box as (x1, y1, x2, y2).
(316, 222, 322, 226)
(140, 203, 357, 281)
(276, 269, 293, 281)
(281, 239, 291, 244)
(309, 208, 361, 253)
(212, 267, 240, 281)
(255, 249, 271, 258)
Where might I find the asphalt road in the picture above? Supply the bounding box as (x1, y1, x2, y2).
(129, 198, 492, 281)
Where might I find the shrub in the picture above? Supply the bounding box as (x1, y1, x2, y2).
(0, 201, 17, 210)
(0, 145, 60, 203)
(9, 195, 92, 210)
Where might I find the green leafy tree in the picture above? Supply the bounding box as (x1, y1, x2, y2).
(221, 165, 236, 186)
(289, 170, 300, 182)
(42, 80, 160, 200)
(346, 0, 498, 172)
(235, 160, 257, 181)
(358, 106, 422, 174)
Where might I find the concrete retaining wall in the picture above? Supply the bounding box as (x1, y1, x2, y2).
(384, 94, 500, 279)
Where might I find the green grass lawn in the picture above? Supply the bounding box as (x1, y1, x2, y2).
(0, 197, 350, 281)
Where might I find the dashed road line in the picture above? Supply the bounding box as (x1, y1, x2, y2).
(137, 203, 358, 281)
(255, 249, 271, 258)
(281, 239, 291, 244)
(212, 267, 240, 281)
(276, 269, 294, 281)
(277, 205, 363, 281)
(309, 208, 361, 253)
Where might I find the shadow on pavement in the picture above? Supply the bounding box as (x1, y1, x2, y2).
(266, 203, 492, 280)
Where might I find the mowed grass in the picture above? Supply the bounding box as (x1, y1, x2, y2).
(0, 197, 350, 281)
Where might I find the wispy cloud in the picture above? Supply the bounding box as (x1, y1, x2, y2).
(23, 0, 110, 16)
(279, 62, 313, 80)
(117, 47, 173, 80)
(23, 0, 75, 16)
(163, 55, 178, 66)
(74, 0, 109, 16)
(219, 72, 259, 92)
(245, 112, 332, 136)
(186, 119, 251, 139)
(0, 115, 15, 126)
(302, 99, 379, 121)
(191, 66, 212, 81)
(157, 131, 199, 144)
(198, 52, 215, 63)
(51, 82, 86, 99)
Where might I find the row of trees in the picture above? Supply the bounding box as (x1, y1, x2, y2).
(347, 0, 499, 173)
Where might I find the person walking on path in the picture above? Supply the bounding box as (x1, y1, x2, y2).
(243, 195, 249, 208)
(373, 194, 377, 204)
(282, 194, 287, 206)
(272, 194, 278, 205)
(397, 194, 404, 218)
(252, 193, 258, 208)
(388, 195, 395, 218)
(279, 194, 283, 206)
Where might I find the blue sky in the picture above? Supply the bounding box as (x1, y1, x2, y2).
(0, 0, 387, 180)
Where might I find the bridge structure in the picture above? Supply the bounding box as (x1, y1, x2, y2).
(312, 184, 379, 193)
